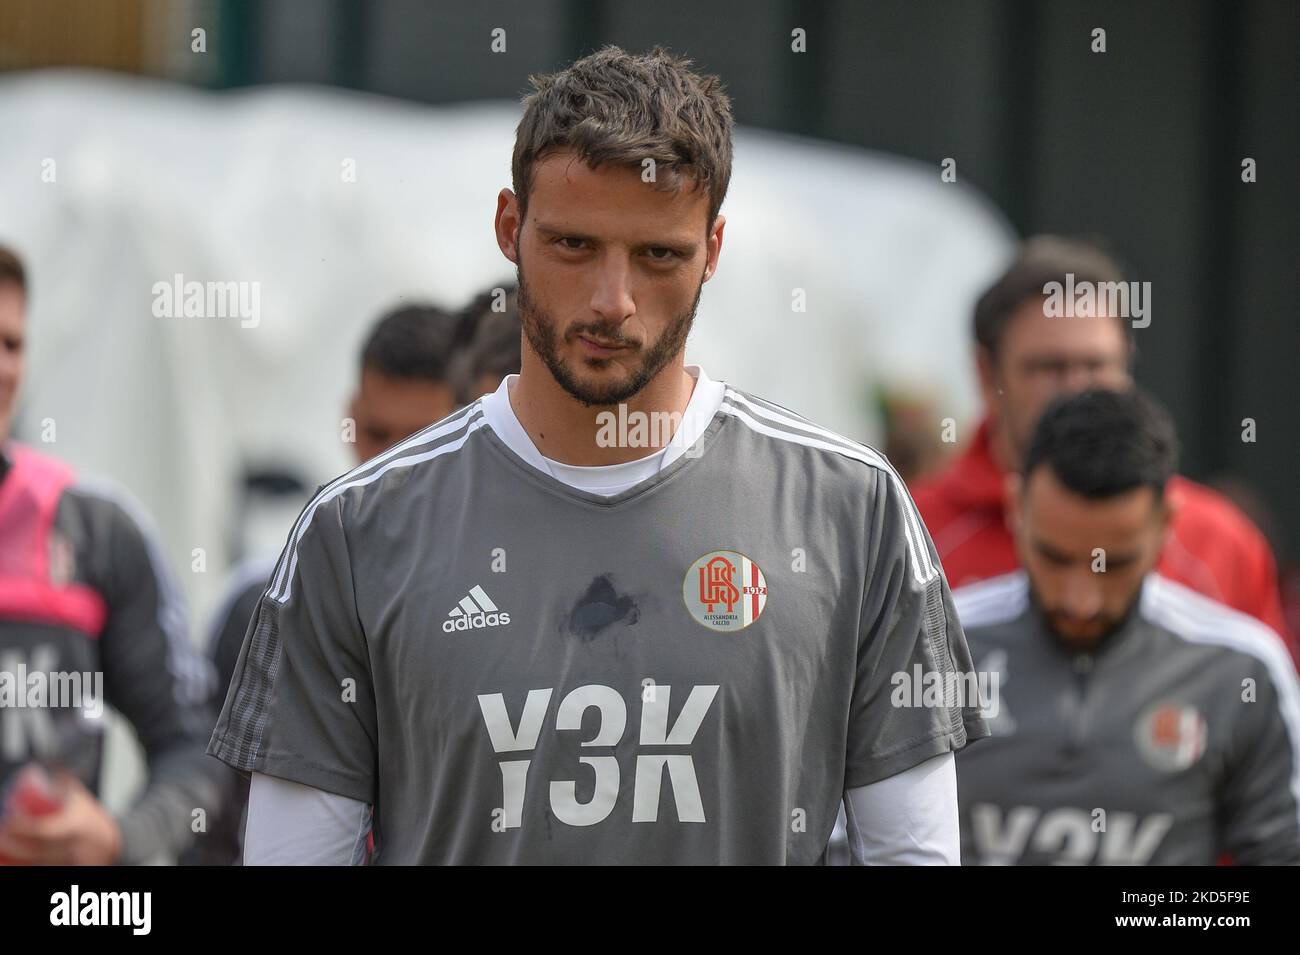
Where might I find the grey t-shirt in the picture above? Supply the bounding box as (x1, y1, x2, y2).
(209, 371, 987, 863)
(954, 570, 1300, 865)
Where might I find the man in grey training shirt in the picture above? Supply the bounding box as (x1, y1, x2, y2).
(955, 388, 1300, 864)
(210, 45, 987, 864)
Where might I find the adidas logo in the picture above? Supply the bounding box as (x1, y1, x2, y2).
(443, 585, 511, 633)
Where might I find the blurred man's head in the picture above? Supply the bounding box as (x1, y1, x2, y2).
(451, 285, 522, 404)
(0, 246, 26, 445)
(1010, 388, 1178, 649)
(348, 304, 463, 463)
(494, 45, 732, 406)
(975, 236, 1135, 469)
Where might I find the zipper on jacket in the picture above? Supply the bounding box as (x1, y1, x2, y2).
(1065, 652, 1094, 754)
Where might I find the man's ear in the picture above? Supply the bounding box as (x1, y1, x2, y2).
(976, 345, 1000, 410)
(1003, 471, 1023, 534)
(1155, 483, 1180, 539)
(494, 188, 522, 264)
(703, 214, 726, 282)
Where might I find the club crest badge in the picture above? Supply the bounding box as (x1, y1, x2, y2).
(1134, 701, 1207, 772)
(683, 550, 768, 631)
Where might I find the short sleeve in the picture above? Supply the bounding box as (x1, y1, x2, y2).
(207, 491, 378, 803)
(845, 466, 990, 788)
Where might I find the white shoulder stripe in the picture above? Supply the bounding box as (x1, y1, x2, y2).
(1142, 574, 1293, 663)
(720, 396, 937, 585)
(1141, 574, 1300, 829)
(269, 401, 483, 599)
(727, 390, 865, 456)
(951, 571, 1029, 628)
(720, 396, 934, 585)
(741, 391, 814, 424)
(723, 391, 937, 584)
(723, 392, 936, 582)
(272, 411, 486, 604)
(270, 402, 481, 599)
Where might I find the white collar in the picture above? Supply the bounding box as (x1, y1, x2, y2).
(479, 365, 725, 490)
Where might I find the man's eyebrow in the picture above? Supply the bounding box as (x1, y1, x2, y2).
(533, 222, 594, 239)
(1099, 549, 1141, 564)
(1031, 537, 1074, 562)
(532, 222, 697, 252)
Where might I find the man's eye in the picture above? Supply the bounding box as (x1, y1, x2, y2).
(557, 237, 586, 251)
(646, 247, 677, 260)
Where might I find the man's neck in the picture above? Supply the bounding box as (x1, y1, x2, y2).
(509, 352, 696, 466)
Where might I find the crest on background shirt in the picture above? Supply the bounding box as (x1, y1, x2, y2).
(1135, 701, 1207, 772)
(683, 550, 768, 631)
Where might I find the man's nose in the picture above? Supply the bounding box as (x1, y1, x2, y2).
(1060, 568, 1104, 620)
(1061, 362, 1097, 393)
(588, 256, 636, 322)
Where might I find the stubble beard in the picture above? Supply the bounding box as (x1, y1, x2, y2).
(516, 265, 701, 408)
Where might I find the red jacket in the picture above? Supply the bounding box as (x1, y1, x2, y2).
(911, 417, 1294, 657)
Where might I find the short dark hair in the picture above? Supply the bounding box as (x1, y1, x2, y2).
(0, 245, 26, 294)
(360, 303, 465, 383)
(512, 45, 734, 227)
(451, 285, 521, 402)
(974, 235, 1133, 357)
(1023, 388, 1178, 500)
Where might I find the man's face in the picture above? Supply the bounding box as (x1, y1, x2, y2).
(981, 297, 1132, 465)
(347, 367, 457, 464)
(1013, 464, 1168, 648)
(495, 150, 724, 406)
(0, 283, 25, 444)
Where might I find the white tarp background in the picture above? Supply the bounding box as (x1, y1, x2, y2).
(0, 70, 1014, 820)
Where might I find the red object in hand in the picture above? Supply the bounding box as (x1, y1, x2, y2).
(0, 764, 67, 865)
(9, 765, 65, 816)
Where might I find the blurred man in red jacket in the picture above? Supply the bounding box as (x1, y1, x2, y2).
(910, 236, 1292, 658)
